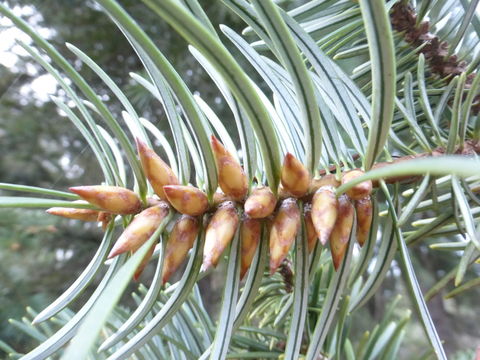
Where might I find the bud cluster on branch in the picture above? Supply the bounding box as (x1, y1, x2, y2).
(46, 136, 375, 283)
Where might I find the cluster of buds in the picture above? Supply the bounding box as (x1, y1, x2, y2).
(47, 135, 375, 284)
(269, 158, 374, 272)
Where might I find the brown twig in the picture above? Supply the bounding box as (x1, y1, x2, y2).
(371, 139, 480, 186)
(316, 140, 480, 188)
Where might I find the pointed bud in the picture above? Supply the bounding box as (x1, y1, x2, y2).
(108, 202, 169, 259)
(211, 135, 248, 202)
(203, 202, 239, 271)
(163, 185, 208, 216)
(240, 217, 261, 279)
(162, 216, 199, 285)
(136, 138, 179, 200)
(309, 174, 340, 193)
(341, 170, 372, 200)
(134, 242, 156, 281)
(311, 186, 338, 245)
(280, 153, 310, 197)
(355, 196, 373, 247)
(330, 194, 354, 270)
(69, 186, 142, 215)
(269, 198, 300, 274)
(46, 206, 99, 222)
(304, 207, 318, 253)
(244, 186, 277, 219)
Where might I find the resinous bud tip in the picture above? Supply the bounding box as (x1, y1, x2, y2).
(136, 138, 179, 200)
(244, 186, 276, 219)
(203, 201, 239, 271)
(211, 135, 248, 202)
(107, 202, 169, 259)
(280, 153, 310, 198)
(269, 198, 300, 274)
(163, 185, 208, 216)
(69, 185, 142, 215)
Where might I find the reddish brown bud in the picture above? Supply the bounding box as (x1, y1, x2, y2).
(269, 198, 300, 274)
(244, 186, 277, 219)
(355, 196, 373, 247)
(280, 153, 310, 197)
(240, 217, 261, 279)
(211, 135, 248, 202)
(97, 211, 112, 231)
(107, 202, 169, 259)
(134, 242, 156, 281)
(163, 185, 208, 216)
(203, 202, 239, 270)
(311, 186, 338, 245)
(69, 185, 142, 215)
(330, 194, 354, 270)
(136, 138, 179, 200)
(309, 174, 340, 193)
(304, 207, 318, 253)
(341, 170, 372, 200)
(212, 190, 232, 207)
(162, 216, 199, 284)
(46, 206, 99, 222)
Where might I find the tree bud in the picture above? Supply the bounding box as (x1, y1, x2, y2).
(163, 185, 208, 216)
(107, 202, 169, 259)
(162, 215, 199, 284)
(304, 207, 318, 253)
(240, 217, 261, 279)
(309, 174, 340, 193)
(341, 170, 372, 200)
(330, 194, 354, 270)
(203, 202, 239, 270)
(46, 206, 99, 222)
(69, 185, 142, 215)
(136, 138, 179, 200)
(244, 186, 277, 219)
(269, 198, 300, 274)
(280, 153, 310, 197)
(211, 135, 248, 202)
(355, 196, 373, 247)
(311, 186, 338, 245)
(213, 190, 232, 207)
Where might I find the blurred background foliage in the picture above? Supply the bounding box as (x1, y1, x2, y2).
(0, 0, 478, 359)
(0, 0, 243, 353)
